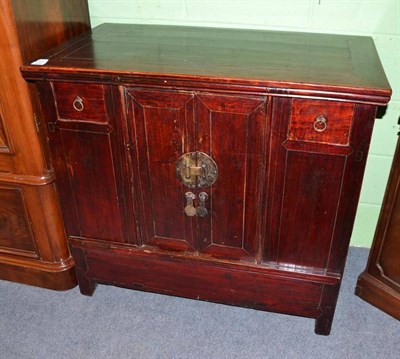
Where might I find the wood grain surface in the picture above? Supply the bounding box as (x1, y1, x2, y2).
(22, 23, 391, 104)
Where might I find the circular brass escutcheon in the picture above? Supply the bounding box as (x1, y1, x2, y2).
(175, 151, 218, 188)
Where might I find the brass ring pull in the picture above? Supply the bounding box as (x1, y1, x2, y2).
(73, 96, 84, 112)
(313, 115, 327, 132)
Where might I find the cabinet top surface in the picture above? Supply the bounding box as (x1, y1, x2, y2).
(22, 23, 391, 102)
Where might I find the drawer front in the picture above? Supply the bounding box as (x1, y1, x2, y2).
(53, 82, 109, 123)
(289, 99, 354, 145)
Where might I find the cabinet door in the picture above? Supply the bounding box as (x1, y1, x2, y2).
(195, 94, 267, 260)
(126, 89, 267, 261)
(126, 89, 195, 251)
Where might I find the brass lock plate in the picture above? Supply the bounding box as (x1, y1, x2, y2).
(175, 152, 218, 188)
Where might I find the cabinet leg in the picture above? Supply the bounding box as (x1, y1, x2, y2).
(314, 284, 340, 335)
(314, 308, 334, 335)
(76, 272, 97, 296)
(69, 244, 97, 296)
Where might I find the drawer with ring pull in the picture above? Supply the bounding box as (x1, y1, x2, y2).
(52, 82, 109, 123)
(288, 99, 354, 145)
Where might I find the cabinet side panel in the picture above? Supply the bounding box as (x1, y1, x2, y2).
(327, 104, 376, 273)
(376, 201, 400, 290)
(34, 82, 80, 235)
(377, 187, 400, 285)
(371, 139, 400, 288)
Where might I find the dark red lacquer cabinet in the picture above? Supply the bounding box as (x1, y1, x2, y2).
(22, 24, 391, 335)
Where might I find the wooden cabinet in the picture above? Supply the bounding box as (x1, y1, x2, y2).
(355, 137, 400, 319)
(0, 0, 90, 289)
(22, 24, 391, 334)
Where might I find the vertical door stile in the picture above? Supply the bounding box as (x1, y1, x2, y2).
(117, 85, 142, 246)
(193, 95, 212, 252)
(256, 96, 272, 264)
(124, 89, 147, 246)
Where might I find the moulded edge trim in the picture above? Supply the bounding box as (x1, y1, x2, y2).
(0, 170, 55, 186)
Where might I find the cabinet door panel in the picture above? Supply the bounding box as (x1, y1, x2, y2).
(196, 94, 267, 260)
(60, 129, 124, 242)
(0, 185, 37, 256)
(277, 151, 345, 268)
(126, 89, 195, 251)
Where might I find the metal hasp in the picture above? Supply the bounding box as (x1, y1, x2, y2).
(175, 152, 218, 188)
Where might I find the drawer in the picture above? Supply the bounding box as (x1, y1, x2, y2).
(289, 99, 354, 145)
(52, 82, 109, 123)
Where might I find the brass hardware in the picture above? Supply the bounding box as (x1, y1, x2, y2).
(313, 115, 327, 132)
(354, 150, 364, 162)
(196, 192, 208, 217)
(47, 122, 56, 132)
(175, 152, 218, 188)
(73, 96, 84, 112)
(184, 192, 197, 217)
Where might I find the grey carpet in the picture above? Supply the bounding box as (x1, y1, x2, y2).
(0, 247, 398, 359)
